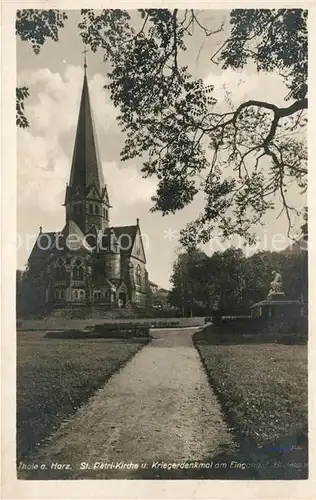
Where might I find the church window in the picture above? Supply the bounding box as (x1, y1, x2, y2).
(103, 208, 105, 217)
(93, 290, 102, 300)
(79, 289, 85, 298)
(73, 259, 84, 280)
(89, 204, 93, 214)
(73, 290, 78, 299)
(106, 209, 109, 220)
(95, 205, 99, 215)
(136, 265, 142, 286)
(55, 259, 66, 280)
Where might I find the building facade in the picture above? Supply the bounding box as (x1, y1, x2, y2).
(23, 66, 149, 313)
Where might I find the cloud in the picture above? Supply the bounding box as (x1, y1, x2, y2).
(17, 64, 156, 214)
(18, 65, 117, 137)
(204, 68, 290, 111)
(103, 161, 157, 211)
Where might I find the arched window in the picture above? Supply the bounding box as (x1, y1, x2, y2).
(73, 290, 78, 299)
(136, 265, 141, 286)
(93, 290, 102, 300)
(79, 289, 85, 299)
(55, 289, 65, 299)
(73, 259, 84, 281)
(55, 258, 66, 280)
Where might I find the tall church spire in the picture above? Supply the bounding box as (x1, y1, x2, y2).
(69, 67, 105, 193)
(65, 61, 110, 233)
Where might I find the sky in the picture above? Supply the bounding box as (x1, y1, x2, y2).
(16, 9, 306, 289)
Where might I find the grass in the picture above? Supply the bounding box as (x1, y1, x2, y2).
(193, 330, 308, 478)
(194, 337, 307, 445)
(17, 331, 147, 462)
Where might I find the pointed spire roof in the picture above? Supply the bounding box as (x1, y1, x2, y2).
(69, 70, 105, 195)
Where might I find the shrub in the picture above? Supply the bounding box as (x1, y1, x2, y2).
(201, 315, 307, 345)
(45, 330, 89, 339)
(93, 323, 150, 338)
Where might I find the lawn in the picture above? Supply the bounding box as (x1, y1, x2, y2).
(17, 331, 147, 461)
(194, 332, 308, 477)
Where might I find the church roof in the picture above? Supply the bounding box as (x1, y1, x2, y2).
(113, 225, 138, 255)
(27, 222, 142, 264)
(68, 71, 106, 197)
(57, 220, 93, 252)
(28, 232, 56, 264)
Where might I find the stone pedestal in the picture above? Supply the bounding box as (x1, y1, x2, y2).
(251, 295, 302, 319)
(267, 291, 285, 301)
(251, 271, 303, 320)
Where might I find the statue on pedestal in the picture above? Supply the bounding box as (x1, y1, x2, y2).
(268, 270, 284, 298)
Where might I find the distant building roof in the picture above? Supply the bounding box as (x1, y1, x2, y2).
(149, 280, 158, 287)
(148, 281, 169, 293)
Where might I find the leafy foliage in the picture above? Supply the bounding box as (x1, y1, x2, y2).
(79, 8, 308, 242)
(219, 9, 307, 101)
(16, 9, 68, 54)
(16, 87, 30, 128)
(170, 234, 307, 316)
(16, 8, 308, 242)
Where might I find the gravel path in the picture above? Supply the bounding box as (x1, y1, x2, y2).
(19, 328, 236, 479)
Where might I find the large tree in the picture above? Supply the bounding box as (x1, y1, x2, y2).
(169, 249, 210, 316)
(17, 9, 307, 242)
(169, 242, 307, 316)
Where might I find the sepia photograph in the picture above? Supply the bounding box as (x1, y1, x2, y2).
(15, 7, 308, 481)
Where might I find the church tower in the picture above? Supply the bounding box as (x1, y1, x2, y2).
(23, 55, 150, 316)
(64, 62, 110, 233)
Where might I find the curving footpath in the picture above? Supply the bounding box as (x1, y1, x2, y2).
(19, 328, 236, 479)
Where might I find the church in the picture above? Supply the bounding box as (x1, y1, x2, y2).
(23, 64, 149, 314)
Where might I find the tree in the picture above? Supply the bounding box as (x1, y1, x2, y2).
(17, 9, 307, 242)
(206, 248, 248, 313)
(169, 249, 210, 316)
(169, 242, 308, 316)
(170, 247, 249, 315)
